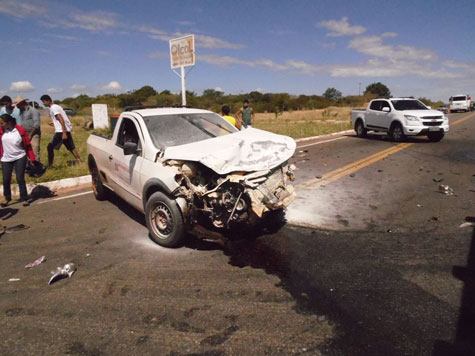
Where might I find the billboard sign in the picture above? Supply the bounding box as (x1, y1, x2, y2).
(169, 35, 195, 69)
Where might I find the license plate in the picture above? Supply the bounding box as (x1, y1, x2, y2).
(429, 127, 440, 131)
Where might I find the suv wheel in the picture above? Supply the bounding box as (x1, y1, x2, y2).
(427, 132, 444, 142)
(390, 123, 405, 142)
(145, 191, 185, 247)
(355, 120, 367, 138)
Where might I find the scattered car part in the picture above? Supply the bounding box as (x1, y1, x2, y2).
(25, 256, 46, 268)
(48, 263, 76, 285)
(439, 185, 454, 195)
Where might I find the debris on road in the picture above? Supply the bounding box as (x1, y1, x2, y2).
(417, 204, 423, 208)
(377, 169, 383, 173)
(25, 256, 46, 269)
(459, 222, 474, 228)
(349, 173, 356, 178)
(438, 185, 454, 195)
(8, 278, 20, 282)
(460, 217, 475, 228)
(5, 224, 30, 233)
(315, 175, 322, 179)
(433, 178, 444, 183)
(387, 229, 392, 233)
(430, 216, 439, 221)
(48, 263, 76, 285)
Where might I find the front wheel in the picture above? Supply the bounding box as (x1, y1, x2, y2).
(390, 123, 405, 142)
(145, 191, 185, 247)
(427, 132, 444, 142)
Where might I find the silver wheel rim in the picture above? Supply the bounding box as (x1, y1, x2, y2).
(150, 203, 174, 239)
(357, 123, 362, 135)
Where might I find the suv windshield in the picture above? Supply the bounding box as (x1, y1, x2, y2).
(143, 112, 237, 148)
(452, 96, 467, 101)
(390, 100, 428, 111)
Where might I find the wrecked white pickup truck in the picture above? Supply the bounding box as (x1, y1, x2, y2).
(87, 107, 296, 247)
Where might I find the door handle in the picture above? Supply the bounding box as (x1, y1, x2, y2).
(108, 155, 113, 161)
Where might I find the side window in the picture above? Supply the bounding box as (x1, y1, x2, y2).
(381, 101, 391, 111)
(116, 118, 141, 151)
(369, 101, 381, 111)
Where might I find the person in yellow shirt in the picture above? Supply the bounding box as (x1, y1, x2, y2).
(221, 105, 240, 129)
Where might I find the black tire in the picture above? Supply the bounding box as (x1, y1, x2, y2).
(145, 191, 185, 247)
(355, 120, 367, 138)
(90, 161, 107, 201)
(389, 122, 405, 142)
(427, 132, 444, 142)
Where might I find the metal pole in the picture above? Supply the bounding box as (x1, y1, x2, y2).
(181, 66, 186, 106)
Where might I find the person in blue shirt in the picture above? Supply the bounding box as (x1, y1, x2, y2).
(0, 96, 21, 126)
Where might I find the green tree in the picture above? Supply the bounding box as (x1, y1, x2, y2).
(364, 82, 391, 98)
(323, 88, 342, 102)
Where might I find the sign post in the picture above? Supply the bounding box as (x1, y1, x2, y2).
(169, 35, 195, 106)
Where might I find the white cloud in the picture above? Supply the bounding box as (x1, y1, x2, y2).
(61, 11, 118, 31)
(71, 84, 87, 90)
(349, 35, 438, 61)
(101, 81, 123, 92)
(318, 17, 366, 37)
(255, 88, 265, 93)
(443, 60, 475, 72)
(194, 34, 244, 49)
(48, 34, 81, 41)
(198, 54, 286, 70)
(321, 42, 336, 49)
(10, 81, 35, 92)
(215, 87, 223, 92)
(328, 59, 459, 79)
(47, 88, 63, 94)
(0, 0, 46, 19)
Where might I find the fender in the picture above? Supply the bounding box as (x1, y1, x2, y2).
(142, 178, 173, 209)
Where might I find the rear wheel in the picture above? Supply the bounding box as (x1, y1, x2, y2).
(390, 123, 405, 142)
(90, 162, 107, 201)
(355, 120, 367, 138)
(145, 191, 185, 247)
(427, 132, 444, 142)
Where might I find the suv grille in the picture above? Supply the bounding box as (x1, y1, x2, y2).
(421, 116, 443, 120)
(423, 122, 442, 126)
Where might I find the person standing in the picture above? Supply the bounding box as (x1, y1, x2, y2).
(236, 99, 255, 129)
(40, 95, 82, 167)
(0, 96, 22, 125)
(15, 97, 41, 161)
(0, 113, 36, 206)
(220, 105, 239, 129)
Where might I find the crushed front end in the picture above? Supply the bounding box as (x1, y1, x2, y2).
(167, 161, 296, 230)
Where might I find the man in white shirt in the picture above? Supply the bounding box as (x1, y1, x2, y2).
(40, 95, 82, 167)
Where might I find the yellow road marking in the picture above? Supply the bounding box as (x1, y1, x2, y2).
(451, 112, 475, 126)
(299, 143, 413, 189)
(298, 112, 474, 190)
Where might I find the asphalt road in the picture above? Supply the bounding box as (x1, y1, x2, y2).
(0, 112, 474, 356)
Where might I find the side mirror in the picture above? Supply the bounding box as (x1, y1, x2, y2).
(382, 107, 390, 113)
(123, 141, 139, 155)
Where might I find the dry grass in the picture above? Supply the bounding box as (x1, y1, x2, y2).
(253, 107, 354, 138)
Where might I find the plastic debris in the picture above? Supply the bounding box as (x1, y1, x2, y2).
(459, 222, 474, 228)
(417, 204, 423, 208)
(433, 178, 444, 183)
(25, 256, 46, 269)
(387, 229, 392, 233)
(5, 224, 30, 233)
(439, 185, 454, 195)
(48, 263, 76, 285)
(8, 278, 20, 282)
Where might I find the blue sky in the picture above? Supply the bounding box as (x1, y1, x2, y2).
(1, 0, 474, 101)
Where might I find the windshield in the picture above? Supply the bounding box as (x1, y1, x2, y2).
(452, 96, 467, 101)
(390, 100, 428, 111)
(143, 112, 238, 148)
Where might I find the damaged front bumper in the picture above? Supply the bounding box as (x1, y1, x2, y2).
(168, 161, 296, 229)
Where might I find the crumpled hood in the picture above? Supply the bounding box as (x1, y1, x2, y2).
(163, 128, 296, 175)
